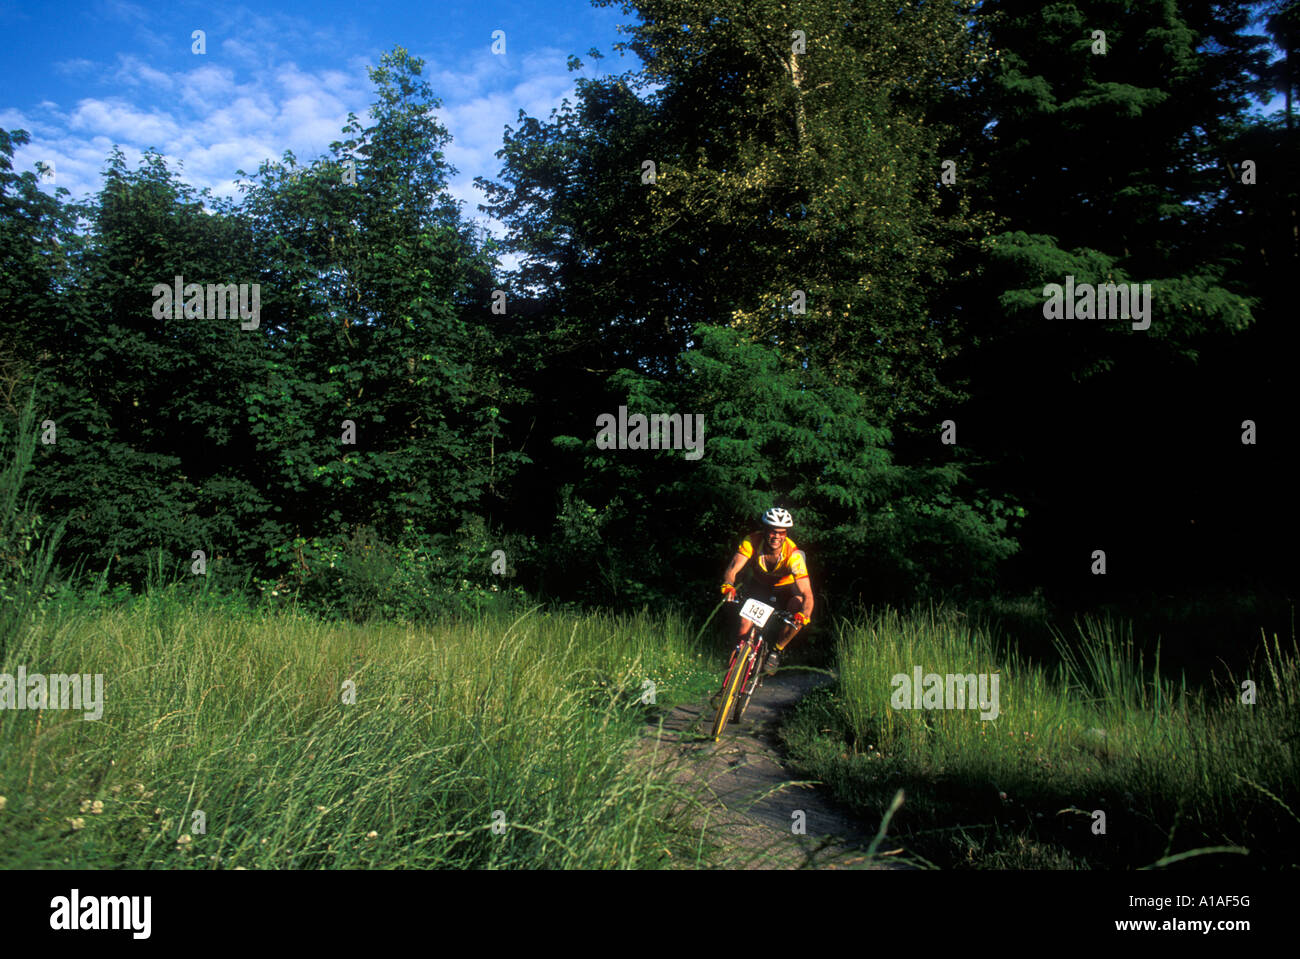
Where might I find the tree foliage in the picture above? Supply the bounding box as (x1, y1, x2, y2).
(0, 1, 1292, 615)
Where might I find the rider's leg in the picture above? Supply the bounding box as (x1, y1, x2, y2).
(772, 590, 806, 653)
(762, 587, 804, 676)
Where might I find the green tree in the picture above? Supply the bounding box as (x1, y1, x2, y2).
(235, 46, 527, 600)
(548, 324, 1018, 607)
(943, 0, 1274, 597)
(483, 0, 990, 429)
(475, 1, 1030, 605)
(593, 0, 989, 424)
(2, 47, 530, 607)
(2, 137, 273, 588)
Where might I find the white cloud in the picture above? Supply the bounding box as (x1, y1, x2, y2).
(437, 46, 581, 241)
(67, 99, 179, 147)
(0, 108, 33, 131)
(15, 21, 587, 277)
(98, 0, 149, 24)
(177, 64, 238, 108)
(111, 54, 176, 91)
(54, 59, 98, 77)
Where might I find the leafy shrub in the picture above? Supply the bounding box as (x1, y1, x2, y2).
(256, 517, 533, 622)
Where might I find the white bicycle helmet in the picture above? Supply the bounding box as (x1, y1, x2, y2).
(760, 507, 794, 529)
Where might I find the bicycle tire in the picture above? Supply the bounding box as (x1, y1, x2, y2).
(711, 643, 751, 741)
(733, 638, 765, 723)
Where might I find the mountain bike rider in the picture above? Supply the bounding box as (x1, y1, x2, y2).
(710, 508, 814, 708)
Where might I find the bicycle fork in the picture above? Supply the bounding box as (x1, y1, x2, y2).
(741, 638, 766, 696)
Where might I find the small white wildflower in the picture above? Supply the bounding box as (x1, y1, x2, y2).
(91, 800, 104, 814)
(79, 799, 92, 813)
(68, 817, 86, 830)
(365, 830, 378, 840)
(176, 834, 192, 846)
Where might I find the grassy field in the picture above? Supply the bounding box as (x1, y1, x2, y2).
(5, 580, 1295, 870)
(0, 588, 720, 868)
(779, 603, 1300, 868)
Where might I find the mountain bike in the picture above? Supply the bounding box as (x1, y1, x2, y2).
(710, 595, 796, 741)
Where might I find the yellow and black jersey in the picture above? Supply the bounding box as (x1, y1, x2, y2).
(735, 531, 809, 588)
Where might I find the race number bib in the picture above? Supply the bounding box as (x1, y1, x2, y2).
(739, 598, 774, 627)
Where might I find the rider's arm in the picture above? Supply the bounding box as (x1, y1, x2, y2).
(788, 548, 813, 623)
(722, 550, 748, 587)
(795, 576, 814, 621)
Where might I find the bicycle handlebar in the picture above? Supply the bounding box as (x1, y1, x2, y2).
(724, 595, 797, 626)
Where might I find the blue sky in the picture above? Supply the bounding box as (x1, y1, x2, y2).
(0, 0, 637, 245)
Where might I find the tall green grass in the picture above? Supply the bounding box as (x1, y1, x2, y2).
(0, 393, 67, 663)
(782, 604, 1299, 868)
(0, 589, 717, 868)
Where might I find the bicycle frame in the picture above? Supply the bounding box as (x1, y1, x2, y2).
(738, 622, 769, 690)
(712, 595, 794, 739)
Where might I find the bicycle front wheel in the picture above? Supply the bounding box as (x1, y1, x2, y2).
(711, 644, 751, 741)
(733, 639, 764, 724)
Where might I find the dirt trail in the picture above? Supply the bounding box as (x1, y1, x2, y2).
(637, 668, 906, 869)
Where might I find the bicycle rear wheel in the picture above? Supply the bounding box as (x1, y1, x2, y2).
(711, 644, 751, 741)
